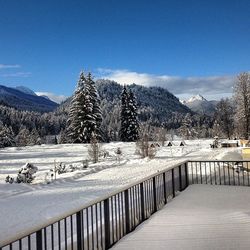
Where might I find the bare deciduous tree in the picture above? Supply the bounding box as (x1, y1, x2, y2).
(88, 133, 101, 163)
(234, 72, 250, 139)
(214, 98, 234, 138)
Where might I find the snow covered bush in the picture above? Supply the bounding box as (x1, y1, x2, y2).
(115, 147, 122, 162)
(6, 163, 38, 184)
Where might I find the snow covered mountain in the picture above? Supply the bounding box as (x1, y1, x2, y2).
(15, 86, 37, 96)
(181, 94, 218, 115)
(59, 79, 192, 126)
(0, 85, 58, 112)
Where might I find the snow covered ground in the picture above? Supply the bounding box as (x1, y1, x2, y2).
(112, 184, 250, 250)
(0, 140, 242, 246)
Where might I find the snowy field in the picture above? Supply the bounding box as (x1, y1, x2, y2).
(112, 184, 250, 250)
(0, 140, 242, 246)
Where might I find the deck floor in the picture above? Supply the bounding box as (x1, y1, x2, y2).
(112, 184, 250, 250)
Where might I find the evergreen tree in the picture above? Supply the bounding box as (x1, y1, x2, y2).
(127, 89, 139, 141)
(120, 86, 130, 141)
(67, 71, 102, 143)
(86, 73, 102, 139)
(120, 87, 139, 141)
(16, 127, 30, 146)
(28, 129, 41, 145)
(0, 124, 15, 148)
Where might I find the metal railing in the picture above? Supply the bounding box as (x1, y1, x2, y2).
(0, 161, 189, 250)
(188, 161, 250, 186)
(2, 160, 250, 250)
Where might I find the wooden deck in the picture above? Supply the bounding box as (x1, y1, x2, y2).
(112, 184, 250, 250)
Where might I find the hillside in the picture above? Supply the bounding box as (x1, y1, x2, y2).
(59, 79, 192, 126)
(0, 85, 58, 112)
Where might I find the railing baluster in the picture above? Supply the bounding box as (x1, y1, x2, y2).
(163, 172, 167, 204)
(64, 218, 67, 250)
(104, 198, 110, 249)
(179, 165, 183, 191)
(124, 190, 130, 234)
(76, 211, 82, 250)
(172, 169, 175, 198)
(185, 162, 189, 188)
(91, 205, 94, 249)
(36, 229, 43, 250)
(140, 182, 145, 221)
(44, 228, 47, 250)
(152, 177, 157, 213)
(58, 221, 61, 250)
(19, 239, 22, 250)
(199, 162, 202, 184)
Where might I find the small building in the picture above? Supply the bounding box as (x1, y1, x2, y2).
(219, 140, 239, 148)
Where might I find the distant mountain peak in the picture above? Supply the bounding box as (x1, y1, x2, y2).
(0, 85, 58, 112)
(180, 94, 217, 116)
(187, 94, 207, 103)
(15, 86, 37, 96)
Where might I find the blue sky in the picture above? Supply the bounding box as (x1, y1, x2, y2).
(0, 0, 250, 101)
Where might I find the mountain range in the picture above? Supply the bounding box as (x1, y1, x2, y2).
(0, 85, 58, 112)
(101, 79, 192, 116)
(1, 82, 213, 122)
(181, 94, 218, 115)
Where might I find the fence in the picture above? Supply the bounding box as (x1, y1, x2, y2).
(2, 160, 250, 250)
(188, 161, 250, 186)
(0, 161, 189, 250)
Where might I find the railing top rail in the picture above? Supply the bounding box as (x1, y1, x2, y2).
(189, 160, 250, 162)
(1, 159, 188, 248)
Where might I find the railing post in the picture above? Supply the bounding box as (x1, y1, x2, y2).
(185, 162, 189, 188)
(76, 211, 82, 250)
(104, 198, 111, 249)
(152, 177, 157, 213)
(163, 172, 167, 204)
(36, 229, 43, 250)
(140, 183, 145, 221)
(179, 165, 183, 191)
(172, 169, 175, 198)
(124, 190, 130, 234)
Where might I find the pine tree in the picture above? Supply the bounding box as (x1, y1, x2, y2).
(86, 73, 102, 140)
(16, 127, 30, 146)
(120, 87, 139, 142)
(67, 71, 102, 143)
(127, 89, 139, 141)
(120, 86, 130, 141)
(0, 124, 15, 148)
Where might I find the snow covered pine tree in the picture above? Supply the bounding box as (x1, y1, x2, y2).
(67, 72, 102, 143)
(120, 86, 139, 141)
